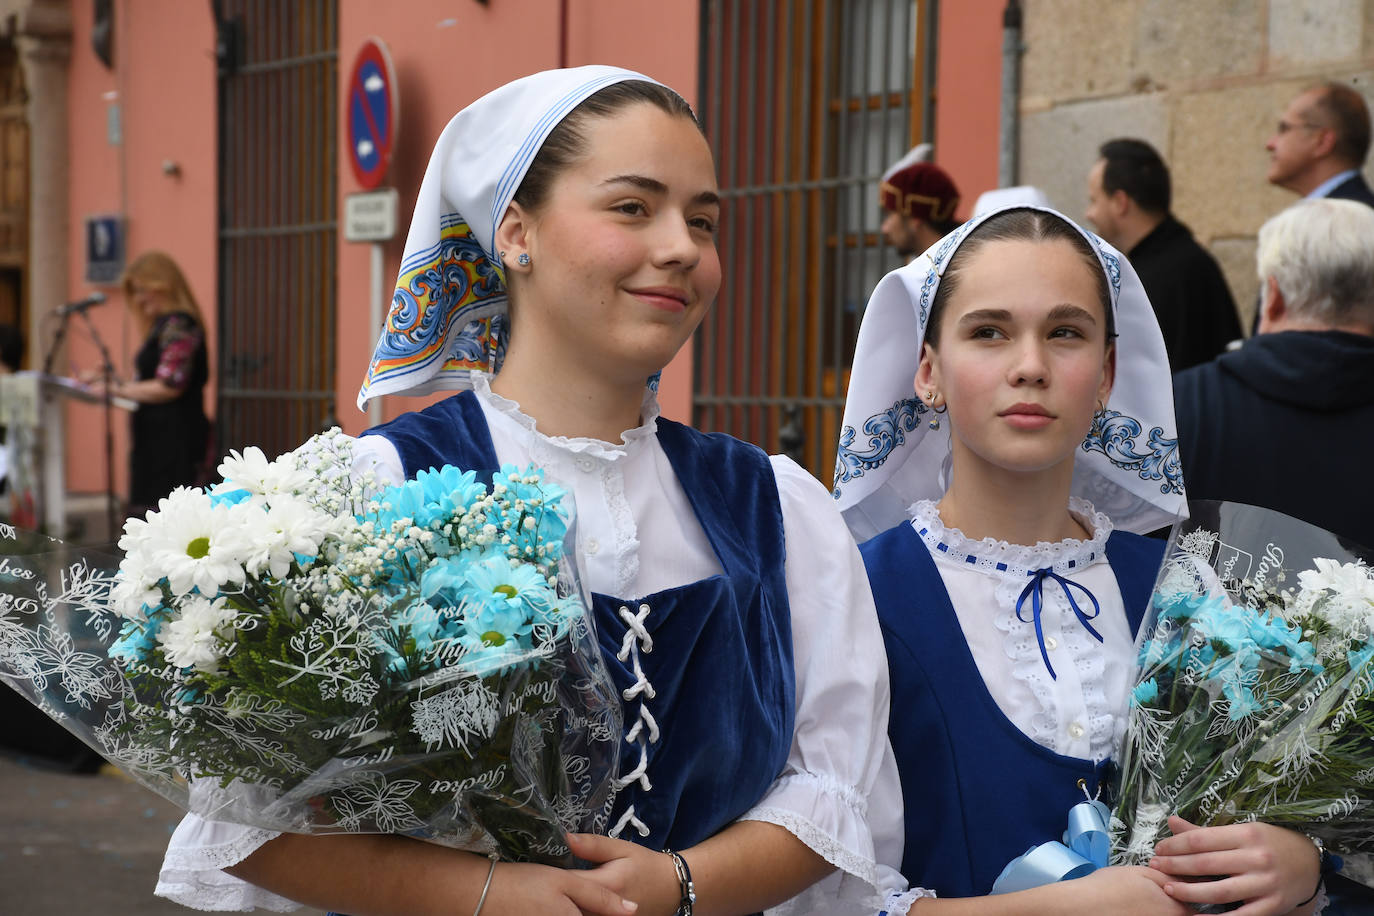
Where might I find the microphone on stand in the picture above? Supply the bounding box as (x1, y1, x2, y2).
(55, 292, 108, 317)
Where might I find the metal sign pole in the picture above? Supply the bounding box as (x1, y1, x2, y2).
(369, 241, 384, 426)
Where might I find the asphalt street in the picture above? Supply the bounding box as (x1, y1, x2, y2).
(0, 752, 328, 916)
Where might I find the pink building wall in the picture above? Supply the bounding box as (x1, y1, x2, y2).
(63, 0, 218, 497)
(335, 0, 702, 434)
(934, 0, 1003, 221)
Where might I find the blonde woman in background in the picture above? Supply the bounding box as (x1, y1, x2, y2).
(85, 251, 210, 518)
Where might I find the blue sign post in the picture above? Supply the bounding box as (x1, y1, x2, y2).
(346, 38, 398, 190)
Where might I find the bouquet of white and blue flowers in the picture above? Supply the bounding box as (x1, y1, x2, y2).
(0, 430, 620, 865)
(1112, 501, 1374, 881)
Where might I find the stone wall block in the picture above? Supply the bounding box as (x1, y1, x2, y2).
(1269, 0, 1363, 68)
(1019, 94, 1169, 218)
(1365, 0, 1374, 62)
(1021, 0, 1140, 103)
(1132, 0, 1265, 86)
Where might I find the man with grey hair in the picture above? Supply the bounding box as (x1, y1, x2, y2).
(1173, 198, 1374, 547)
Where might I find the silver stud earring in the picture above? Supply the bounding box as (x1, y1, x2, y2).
(517, 253, 531, 266)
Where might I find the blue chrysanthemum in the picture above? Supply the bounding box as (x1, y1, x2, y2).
(1193, 604, 1258, 654)
(375, 599, 454, 676)
(414, 465, 487, 519)
(108, 605, 173, 666)
(1139, 636, 1178, 668)
(1130, 678, 1159, 707)
(1152, 590, 1223, 622)
(1348, 644, 1374, 674)
(1221, 680, 1265, 721)
(207, 484, 253, 508)
(461, 555, 549, 646)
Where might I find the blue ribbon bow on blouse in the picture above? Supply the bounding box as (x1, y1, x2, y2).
(1015, 567, 1103, 680)
(991, 799, 1113, 894)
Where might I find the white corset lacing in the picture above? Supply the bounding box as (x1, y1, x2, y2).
(609, 600, 659, 839)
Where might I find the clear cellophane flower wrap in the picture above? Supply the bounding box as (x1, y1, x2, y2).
(0, 429, 621, 866)
(1113, 500, 1374, 884)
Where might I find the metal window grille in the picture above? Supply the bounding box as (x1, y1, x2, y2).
(696, 0, 934, 484)
(214, 0, 338, 459)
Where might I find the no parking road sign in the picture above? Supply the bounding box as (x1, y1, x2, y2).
(347, 37, 398, 190)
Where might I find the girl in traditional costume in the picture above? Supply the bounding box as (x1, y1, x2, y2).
(156, 66, 902, 916)
(836, 206, 1328, 915)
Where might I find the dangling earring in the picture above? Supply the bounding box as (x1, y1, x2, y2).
(926, 391, 945, 430)
(1090, 399, 1106, 438)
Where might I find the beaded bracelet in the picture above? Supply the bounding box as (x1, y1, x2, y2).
(664, 848, 696, 916)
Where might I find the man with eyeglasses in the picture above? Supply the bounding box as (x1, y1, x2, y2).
(1266, 82, 1374, 207)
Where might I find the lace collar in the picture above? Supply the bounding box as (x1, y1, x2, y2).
(472, 373, 661, 460)
(907, 497, 1113, 579)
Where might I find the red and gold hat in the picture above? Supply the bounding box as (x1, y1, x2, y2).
(879, 161, 961, 223)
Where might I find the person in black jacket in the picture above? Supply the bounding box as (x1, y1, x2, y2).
(1173, 197, 1374, 550)
(1266, 81, 1374, 207)
(1085, 138, 1241, 371)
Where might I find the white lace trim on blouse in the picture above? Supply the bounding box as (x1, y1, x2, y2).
(475, 372, 661, 455)
(748, 767, 907, 916)
(907, 496, 1112, 576)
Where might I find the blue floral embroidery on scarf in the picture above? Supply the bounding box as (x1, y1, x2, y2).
(832, 396, 929, 497)
(1099, 248, 1122, 299)
(1080, 409, 1183, 495)
(916, 229, 967, 326)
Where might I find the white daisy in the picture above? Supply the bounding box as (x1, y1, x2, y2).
(140, 488, 254, 597)
(243, 493, 339, 579)
(1299, 558, 1374, 603)
(158, 594, 237, 670)
(108, 563, 163, 620)
(218, 445, 316, 503)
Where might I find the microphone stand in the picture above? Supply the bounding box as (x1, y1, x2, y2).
(41, 310, 71, 376)
(76, 309, 119, 543)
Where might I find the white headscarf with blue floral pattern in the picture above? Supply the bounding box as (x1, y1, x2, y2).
(356, 65, 660, 411)
(833, 205, 1186, 542)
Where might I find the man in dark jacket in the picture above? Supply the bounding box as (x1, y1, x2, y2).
(1085, 138, 1242, 371)
(1173, 198, 1374, 549)
(1266, 82, 1374, 207)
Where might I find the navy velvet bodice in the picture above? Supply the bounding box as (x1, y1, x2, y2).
(861, 522, 1163, 898)
(362, 391, 796, 851)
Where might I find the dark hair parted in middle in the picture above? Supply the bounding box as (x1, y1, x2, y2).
(1098, 138, 1171, 215)
(925, 208, 1116, 347)
(513, 81, 703, 213)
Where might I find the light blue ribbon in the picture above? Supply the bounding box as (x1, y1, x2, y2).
(1015, 568, 1103, 680)
(991, 799, 1111, 894)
